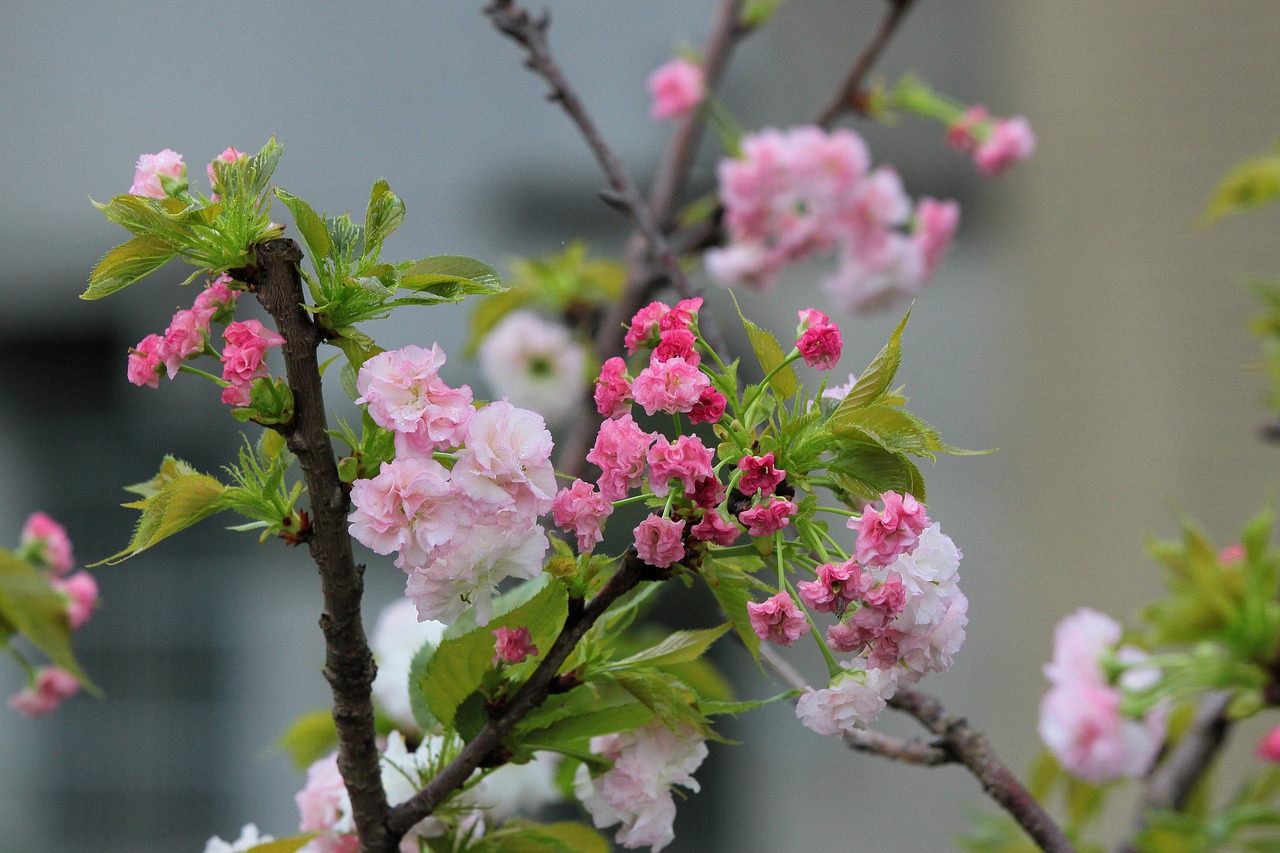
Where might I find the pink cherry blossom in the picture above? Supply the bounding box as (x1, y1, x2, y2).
(825, 620, 873, 654)
(127, 333, 166, 388)
(355, 344, 473, 453)
(493, 626, 539, 664)
(55, 571, 99, 631)
(295, 752, 358, 853)
(193, 274, 239, 320)
(161, 308, 210, 378)
(747, 591, 811, 647)
(658, 298, 704, 334)
(652, 328, 699, 366)
(687, 476, 725, 510)
(8, 667, 80, 717)
(205, 146, 246, 197)
(633, 515, 686, 569)
(796, 559, 868, 616)
(552, 479, 614, 553)
(738, 496, 796, 536)
(631, 357, 709, 416)
(795, 665, 898, 736)
(821, 229, 925, 314)
(625, 302, 670, 354)
(594, 356, 634, 418)
(736, 453, 786, 497)
(1038, 679, 1164, 785)
(587, 414, 656, 501)
(452, 400, 557, 522)
(688, 387, 727, 425)
(946, 105, 989, 152)
(1257, 726, 1280, 762)
(1042, 608, 1123, 689)
(974, 116, 1036, 176)
(648, 58, 705, 122)
(129, 149, 186, 198)
(20, 511, 74, 576)
(893, 587, 969, 683)
(348, 457, 459, 571)
(646, 435, 714, 498)
(912, 198, 959, 280)
(690, 510, 739, 546)
(796, 320, 843, 370)
(221, 319, 285, 388)
(852, 491, 930, 567)
(574, 720, 707, 852)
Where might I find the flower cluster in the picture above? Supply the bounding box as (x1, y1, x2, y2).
(8, 512, 97, 717)
(347, 344, 556, 626)
(705, 125, 959, 312)
(1037, 608, 1166, 784)
(946, 105, 1037, 176)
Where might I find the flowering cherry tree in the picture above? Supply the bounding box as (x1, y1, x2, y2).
(15, 3, 1280, 853)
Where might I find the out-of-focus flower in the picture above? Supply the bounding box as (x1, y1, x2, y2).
(478, 310, 587, 427)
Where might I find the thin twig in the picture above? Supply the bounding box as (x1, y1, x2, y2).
(253, 240, 392, 853)
(813, 0, 918, 129)
(1116, 691, 1233, 853)
(890, 688, 1077, 853)
(844, 728, 950, 765)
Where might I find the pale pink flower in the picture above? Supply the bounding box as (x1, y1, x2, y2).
(1042, 608, 1123, 689)
(127, 333, 166, 388)
(647, 435, 714, 498)
(406, 519, 548, 626)
(369, 598, 446, 731)
(221, 319, 285, 387)
(825, 621, 873, 654)
(20, 511, 75, 576)
(633, 515, 686, 569)
(478, 310, 587, 427)
(55, 571, 99, 631)
(736, 452, 786, 497)
(795, 665, 898, 736)
(493, 626, 539, 664)
(594, 356, 634, 418)
(296, 752, 358, 853)
(796, 320, 842, 370)
(912, 198, 959, 280)
(690, 510, 740, 546)
(796, 559, 868, 616)
(205, 146, 246, 197)
(796, 307, 831, 333)
(1257, 726, 1280, 762)
(587, 414, 655, 501)
(631, 357, 709, 416)
(852, 491, 930, 567)
(129, 148, 186, 198)
(1038, 679, 1164, 785)
(452, 400, 556, 522)
(203, 823, 274, 853)
(193, 274, 239, 320)
(738, 497, 796, 537)
(892, 587, 969, 683)
(845, 166, 911, 232)
(220, 384, 252, 407)
(822, 372, 859, 402)
(821, 229, 925, 314)
(356, 344, 473, 453)
(703, 242, 775, 290)
(348, 457, 459, 571)
(552, 479, 614, 553)
(8, 667, 80, 717)
(574, 720, 707, 852)
(625, 302, 670, 355)
(648, 58, 705, 121)
(688, 387, 727, 424)
(747, 591, 811, 647)
(161, 308, 210, 378)
(975, 116, 1036, 176)
(886, 523, 962, 627)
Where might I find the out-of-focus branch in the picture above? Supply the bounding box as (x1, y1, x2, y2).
(813, 0, 918, 128)
(844, 728, 949, 765)
(1116, 691, 1233, 853)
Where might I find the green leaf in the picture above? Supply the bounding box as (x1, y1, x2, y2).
(598, 624, 730, 672)
(743, 0, 786, 27)
(363, 179, 405, 256)
(604, 669, 711, 736)
(275, 189, 332, 261)
(82, 234, 179, 300)
(0, 551, 99, 693)
(422, 582, 568, 729)
(520, 701, 655, 745)
(702, 559, 762, 661)
(400, 255, 504, 296)
(741, 315, 797, 399)
(408, 638, 441, 732)
(699, 690, 800, 716)
(1205, 153, 1280, 221)
(94, 458, 228, 565)
(829, 442, 926, 503)
(243, 835, 318, 853)
(278, 709, 337, 770)
(471, 821, 610, 853)
(829, 403, 943, 457)
(837, 310, 910, 411)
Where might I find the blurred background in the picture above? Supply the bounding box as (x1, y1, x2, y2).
(2, 1, 1280, 850)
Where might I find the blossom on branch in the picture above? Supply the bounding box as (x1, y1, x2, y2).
(129, 148, 186, 198)
(647, 58, 705, 121)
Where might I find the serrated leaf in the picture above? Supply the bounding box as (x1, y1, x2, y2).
(400, 255, 504, 296)
(364, 179, 405, 256)
(275, 189, 331, 261)
(0, 551, 98, 693)
(278, 708, 337, 770)
(520, 702, 655, 745)
(93, 193, 179, 237)
(1205, 154, 1280, 221)
(82, 234, 179, 300)
(423, 582, 568, 729)
(829, 403, 942, 457)
(830, 443, 926, 504)
(837, 310, 910, 411)
(94, 462, 228, 565)
(600, 624, 730, 672)
(702, 559, 761, 661)
(741, 316, 797, 399)
(605, 669, 710, 736)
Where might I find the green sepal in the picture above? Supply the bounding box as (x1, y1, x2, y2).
(231, 376, 295, 426)
(93, 457, 229, 565)
(0, 551, 99, 694)
(84, 234, 179, 300)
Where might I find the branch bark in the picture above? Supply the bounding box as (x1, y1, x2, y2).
(252, 239, 391, 853)
(813, 0, 918, 128)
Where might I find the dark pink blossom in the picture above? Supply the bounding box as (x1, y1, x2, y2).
(658, 298, 704, 333)
(653, 328, 700, 366)
(127, 333, 166, 388)
(587, 414, 655, 501)
(8, 667, 79, 717)
(647, 435, 714, 498)
(852, 491, 929, 567)
(193, 274, 239, 322)
(737, 453, 786, 497)
(688, 387, 727, 425)
(747, 591, 811, 647)
(552, 479, 614, 553)
(690, 510, 739, 546)
(492, 626, 539, 664)
(738, 497, 797, 536)
(633, 515, 685, 569)
(687, 476, 725, 510)
(594, 356, 634, 418)
(796, 320, 843, 370)
(624, 302, 670, 354)
(161, 308, 210, 378)
(1257, 726, 1280, 762)
(796, 559, 867, 616)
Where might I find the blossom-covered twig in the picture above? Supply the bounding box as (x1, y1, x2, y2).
(385, 549, 657, 842)
(813, 0, 919, 128)
(1116, 691, 1233, 853)
(889, 688, 1077, 853)
(251, 239, 392, 852)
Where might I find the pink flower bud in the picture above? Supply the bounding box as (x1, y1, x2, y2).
(127, 334, 167, 389)
(647, 58, 705, 121)
(688, 387, 727, 425)
(19, 512, 75, 576)
(852, 491, 929, 567)
(55, 571, 99, 631)
(593, 356, 634, 419)
(205, 146, 247, 198)
(974, 116, 1036, 176)
(796, 321, 843, 370)
(493, 626, 539, 664)
(1257, 726, 1280, 762)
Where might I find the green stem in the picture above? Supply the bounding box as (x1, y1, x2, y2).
(816, 506, 859, 519)
(178, 363, 229, 386)
(775, 531, 786, 589)
(742, 348, 801, 418)
(785, 577, 840, 678)
(612, 494, 653, 510)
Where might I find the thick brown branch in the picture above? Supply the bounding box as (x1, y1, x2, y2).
(1116, 691, 1233, 853)
(253, 239, 391, 853)
(890, 688, 1076, 853)
(385, 550, 657, 840)
(813, 0, 918, 128)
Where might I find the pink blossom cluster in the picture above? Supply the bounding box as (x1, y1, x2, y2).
(705, 125, 959, 313)
(575, 720, 708, 851)
(219, 319, 286, 406)
(348, 345, 556, 626)
(647, 58, 705, 122)
(1038, 608, 1167, 784)
(492, 626, 538, 664)
(129, 148, 187, 199)
(946, 106, 1037, 176)
(126, 274, 243, 391)
(9, 512, 97, 717)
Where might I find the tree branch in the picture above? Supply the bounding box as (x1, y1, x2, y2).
(252, 239, 391, 853)
(844, 728, 950, 765)
(813, 0, 918, 128)
(889, 688, 1076, 853)
(1116, 691, 1233, 853)
(385, 550, 659, 841)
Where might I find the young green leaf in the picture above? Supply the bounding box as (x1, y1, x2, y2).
(364, 179, 406, 257)
(595, 624, 731, 673)
(741, 316, 797, 399)
(836, 309, 910, 412)
(1204, 151, 1280, 221)
(83, 234, 179, 300)
(95, 460, 229, 565)
(0, 552, 99, 693)
(275, 189, 332, 261)
(277, 708, 338, 770)
(400, 256, 504, 296)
